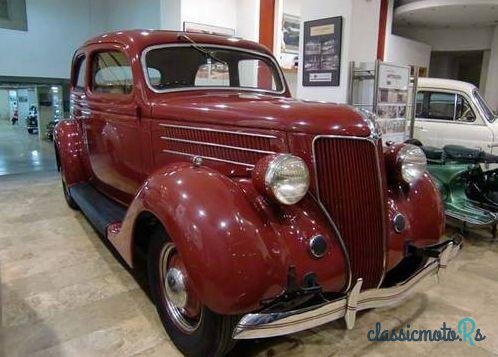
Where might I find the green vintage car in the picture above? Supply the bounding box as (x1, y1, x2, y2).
(421, 144, 498, 234)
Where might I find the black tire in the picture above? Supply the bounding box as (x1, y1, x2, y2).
(147, 228, 238, 357)
(28, 128, 33, 134)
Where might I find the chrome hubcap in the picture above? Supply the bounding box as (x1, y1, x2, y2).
(165, 267, 188, 308)
(160, 243, 202, 333)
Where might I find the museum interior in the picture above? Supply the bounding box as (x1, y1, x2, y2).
(1, 0, 498, 356)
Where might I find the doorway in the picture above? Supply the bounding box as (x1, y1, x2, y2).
(429, 51, 484, 89)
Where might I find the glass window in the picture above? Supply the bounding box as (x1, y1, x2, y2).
(238, 59, 278, 91)
(194, 59, 230, 86)
(417, 91, 456, 121)
(427, 92, 455, 120)
(474, 89, 495, 123)
(144, 46, 283, 92)
(415, 92, 425, 117)
(92, 51, 132, 95)
(455, 95, 476, 123)
(74, 56, 87, 90)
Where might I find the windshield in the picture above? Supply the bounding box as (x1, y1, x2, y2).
(144, 46, 284, 93)
(473, 89, 496, 123)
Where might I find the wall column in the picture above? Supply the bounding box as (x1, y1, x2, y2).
(296, 0, 381, 102)
(485, 26, 498, 112)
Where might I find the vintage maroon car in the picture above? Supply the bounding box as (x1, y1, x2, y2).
(55, 30, 461, 356)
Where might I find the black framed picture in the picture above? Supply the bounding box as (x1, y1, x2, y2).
(302, 16, 342, 87)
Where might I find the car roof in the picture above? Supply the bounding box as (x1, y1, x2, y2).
(417, 77, 477, 93)
(83, 29, 273, 56)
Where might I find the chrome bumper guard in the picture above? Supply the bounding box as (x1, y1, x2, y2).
(233, 239, 462, 339)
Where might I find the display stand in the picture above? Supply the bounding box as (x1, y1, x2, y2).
(348, 60, 419, 144)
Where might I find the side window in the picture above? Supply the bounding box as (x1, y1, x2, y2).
(427, 92, 456, 121)
(74, 56, 87, 90)
(91, 51, 132, 95)
(415, 91, 425, 117)
(455, 95, 476, 123)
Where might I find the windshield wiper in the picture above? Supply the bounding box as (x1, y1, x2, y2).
(178, 33, 228, 66)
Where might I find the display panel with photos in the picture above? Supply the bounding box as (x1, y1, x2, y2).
(302, 16, 342, 87)
(375, 63, 411, 143)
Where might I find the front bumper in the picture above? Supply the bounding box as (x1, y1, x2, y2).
(233, 238, 462, 339)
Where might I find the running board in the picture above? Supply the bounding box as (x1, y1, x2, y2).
(70, 183, 126, 236)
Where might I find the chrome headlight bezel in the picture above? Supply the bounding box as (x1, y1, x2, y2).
(396, 144, 427, 184)
(255, 154, 310, 205)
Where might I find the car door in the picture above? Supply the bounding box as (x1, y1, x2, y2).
(414, 90, 493, 150)
(83, 46, 144, 202)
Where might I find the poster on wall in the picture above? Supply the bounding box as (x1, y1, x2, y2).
(375, 62, 411, 143)
(302, 16, 342, 87)
(282, 14, 300, 54)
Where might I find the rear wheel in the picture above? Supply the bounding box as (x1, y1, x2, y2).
(147, 228, 237, 357)
(27, 128, 33, 134)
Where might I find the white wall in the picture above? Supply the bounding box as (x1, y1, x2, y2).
(297, 0, 351, 102)
(0, 0, 106, 78)
(161, 0, 182, 30)
(0, 0, 162, 79)
(106, 0, 161, 31)
(181, 0, 237, 31)
(297, 0, 380, 103)
(385, 34, 431, 68)
(236, 0, 260, 41)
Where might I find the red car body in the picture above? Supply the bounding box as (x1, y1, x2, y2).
(55, 31, 459, 350)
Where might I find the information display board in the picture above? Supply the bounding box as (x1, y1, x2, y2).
(302, 16, 342, 87)
(375, 62, 411, 143)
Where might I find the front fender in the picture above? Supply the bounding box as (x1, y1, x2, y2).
(112, 162, 347, 315)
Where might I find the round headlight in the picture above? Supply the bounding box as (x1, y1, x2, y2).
(254, 154, 310, 205)
(397, 144, 427, 183)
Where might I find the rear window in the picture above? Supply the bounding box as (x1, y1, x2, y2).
(144, 46, 283, 93)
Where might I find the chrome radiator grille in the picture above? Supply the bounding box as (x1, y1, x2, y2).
(313, 136, 386, 289)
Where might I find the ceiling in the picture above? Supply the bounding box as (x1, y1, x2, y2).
(394, 0, 498, 28)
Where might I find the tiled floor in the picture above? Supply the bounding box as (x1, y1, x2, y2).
(1, 171, 498, 356)
(0, 120, 56, 176)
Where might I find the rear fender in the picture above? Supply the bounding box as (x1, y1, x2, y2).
(54, 120, 89, 185)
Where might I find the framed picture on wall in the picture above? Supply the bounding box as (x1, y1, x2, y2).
(281, 13, 300, 54)
(302, 16, 342, 87)
(183, 21, 235, 37)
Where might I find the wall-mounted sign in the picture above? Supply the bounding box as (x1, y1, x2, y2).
(302, 16, 342, 87)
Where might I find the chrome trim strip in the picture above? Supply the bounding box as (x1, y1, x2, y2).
(311, 135, 388, 291)
(159, 123, 277, 139)
(140, 43, 287, 95)
(160, 136, 276, 155)
(232, 240, 461, 340)
(162, 149, 255, 168)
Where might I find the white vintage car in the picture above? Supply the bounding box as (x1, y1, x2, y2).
(413, 77, 498, 153)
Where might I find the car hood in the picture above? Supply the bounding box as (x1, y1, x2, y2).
(150, 91, 372, 137)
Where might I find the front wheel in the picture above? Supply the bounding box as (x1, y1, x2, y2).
(148, 228, 237, 357)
